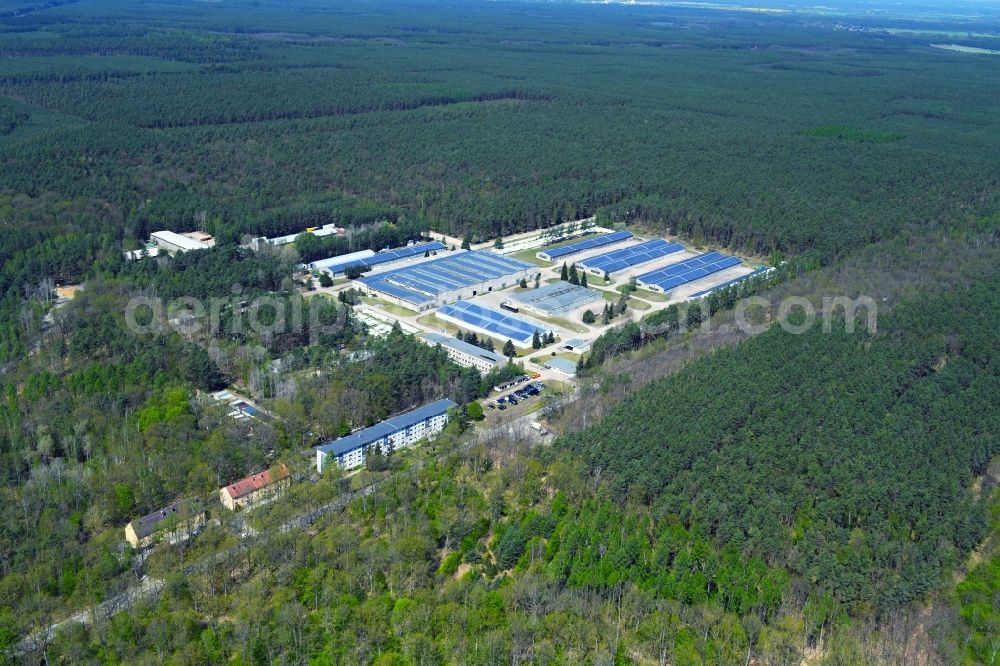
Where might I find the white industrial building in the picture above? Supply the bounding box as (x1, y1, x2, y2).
(252, 223, 345, 250)
(423, 332, 506, 373)
(123, 246, 159, 261)
(315, 399, 456, 472)
(151, 230, 211, 254)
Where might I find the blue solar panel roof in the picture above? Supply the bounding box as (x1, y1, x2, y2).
(321, 241, 446, 275)
(688, 267, 771, 298)
(316, 398, 457, 458)
(540, 230, 634, 260)
(578, 239, 684, 275)
(637, 252, 742, 292)
(438, 300, 549, 344)
(358, 250, 534, 306)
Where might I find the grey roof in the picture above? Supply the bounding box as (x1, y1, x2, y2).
(131, 500, 201, 538)
(316, 398, 457, 458)
(424, 332, 505, 365)
(511, 282, 604, 314)
(544, 357, 579, 375)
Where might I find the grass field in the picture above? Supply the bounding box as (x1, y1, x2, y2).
(617, 286, 668, 302)
(361, 297, 417, 318)
(510, 250, 550, 267)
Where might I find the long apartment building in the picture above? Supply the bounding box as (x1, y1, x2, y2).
(315, 398, 456, 472)
(422, 332, 506, 373)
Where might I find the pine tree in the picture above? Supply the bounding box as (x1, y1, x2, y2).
(503, 339, 516, 358)
(532, 330, 541, 349)
(580, 272, 588, 288)
(568, 263, 579, 285)
(560, 263, 568, 281)
(534, 274, 541, 289)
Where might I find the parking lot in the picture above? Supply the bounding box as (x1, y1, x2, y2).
(487, 379, 545, 413)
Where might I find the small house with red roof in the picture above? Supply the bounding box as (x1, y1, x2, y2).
(219, 463, 290, 511)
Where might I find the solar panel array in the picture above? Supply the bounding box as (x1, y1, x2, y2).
(578, 239, 684, 275)
(511, 282, 604, 315)
(637, 252, 742, 292)
(359, 250, 534, 306)
(438, 300, 548, 344)
(539, 230, 633, 260)
(321, 241, 446, 275)
(688, 267, 770, 298)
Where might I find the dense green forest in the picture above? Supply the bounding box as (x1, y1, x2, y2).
(561, 276, 1000, 615)
(0, 0, 998, 259)
(0, 0, 999, 663)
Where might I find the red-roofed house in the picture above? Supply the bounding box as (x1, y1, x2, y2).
(219, 463, 290, 511)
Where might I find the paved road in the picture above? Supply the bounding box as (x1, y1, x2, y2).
(15, 484, 379, 656)
(14, 392, 570, 657)
(16, 575, 164, 654)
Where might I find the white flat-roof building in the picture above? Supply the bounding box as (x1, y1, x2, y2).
(315, 399, 456, 472)
(151, 230, 210, 254)
(253, 224, 345, 250)
(423, 332, 506, 373)
(124, 246, 159, 261)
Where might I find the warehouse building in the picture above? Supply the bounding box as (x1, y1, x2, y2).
(220, 464, 290, 511)
(358, 250, 537, 312)
(423, 332, 506, 373)
(308, 249, 376, 272)
(315, 399, 456, 472)
(509, 282, 605, 317)
(151, 230, 212, 254)
(544, 357, 578, 377)
(124, 500, 205, 550)
(535, 230, 633, 261)
(437, 300, 553, 349)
